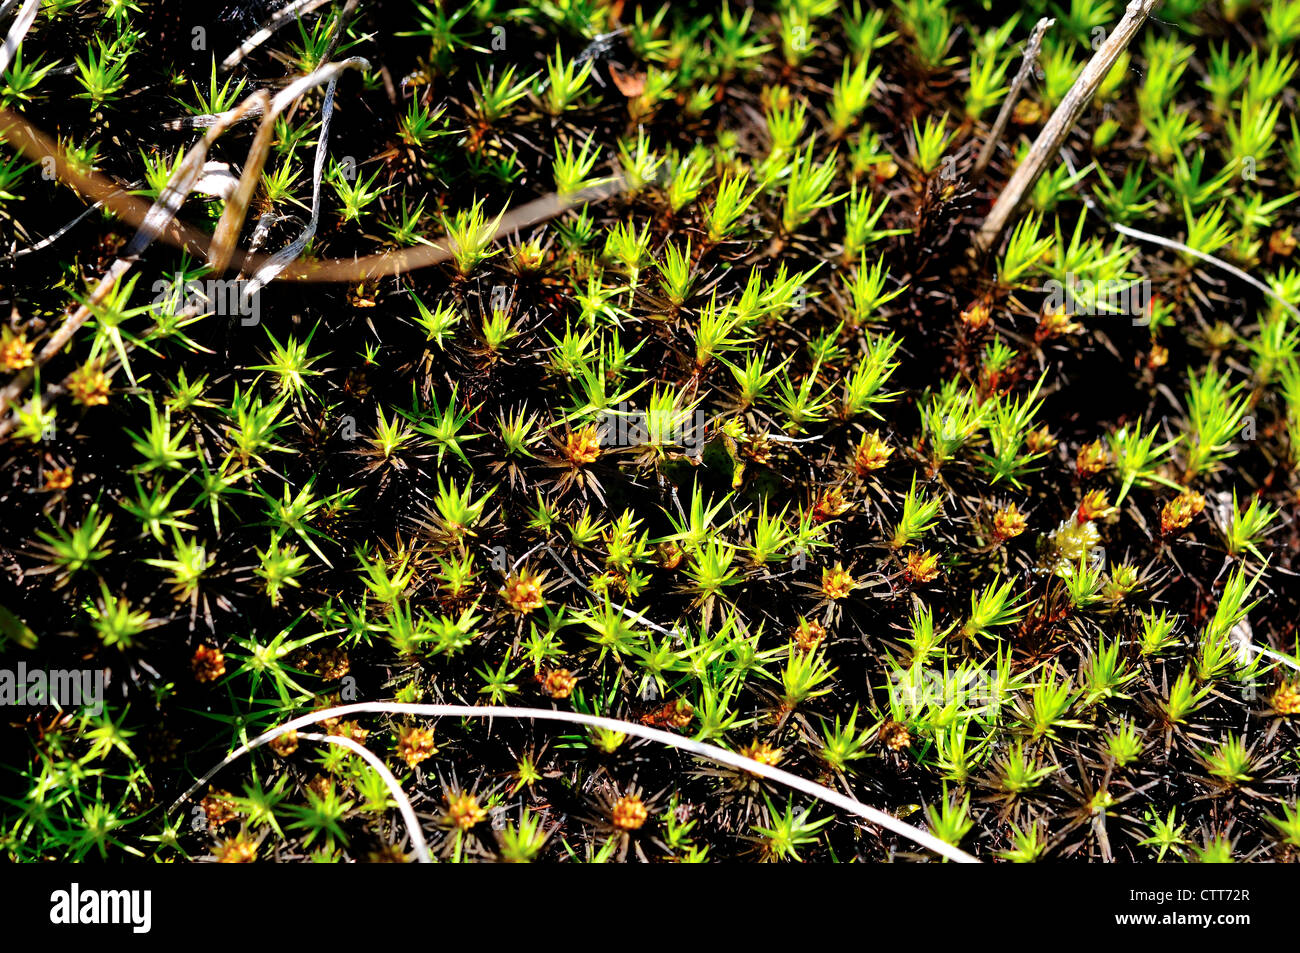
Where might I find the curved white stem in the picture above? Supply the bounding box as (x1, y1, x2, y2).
(296, 732, 432, 863)
(1109, 222, 1300, 321)
(0, 0, 40, 75)
(172, 702, 980, 864)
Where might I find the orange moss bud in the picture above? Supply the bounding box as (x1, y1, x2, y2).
(215, 836, 258, 863)
(0, 327, 34, 372)
(811, 485, 852, 522)
(1077, 489, 1116, 523)
(563, 425, 602, 465)
(192, 644, 226, 683)
(611, 794, 648, 831)
(879, 720, 912, 751)
(739, 740, 784, 766)
(66, 362, 111, 407)
(398, 725, 438, 768)
(445, 791, 487, 830)
(992, 503, 1028, 543)
(540, 667, 577, 699)
(44, 467, 74, 492)
(903, 549, 941, 584)
(1271, 681, 1300, 716)
(821, 562, 857, 600)
(852, 430, 893, 475)
(1161, 490, 1205, 535)
(503, 569, 547, 613)
(791, 617, 826, 653)
(1076, 439, 1109, 476)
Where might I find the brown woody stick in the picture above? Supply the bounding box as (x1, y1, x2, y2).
(0, 95, 269, 434)
(974, 0, 1160, 253)
(0, 102, 623, 437)
(972, 17, 1054, 179)
(0, 106, 622, 283)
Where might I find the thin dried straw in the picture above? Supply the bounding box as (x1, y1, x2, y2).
(295, 731, 432, 863)
(0, 0, 40, 75)
(171, 702, 981, 864)
(222, 0, 336, 71)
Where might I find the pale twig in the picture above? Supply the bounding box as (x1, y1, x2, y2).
(0, 49, 366, 436)
(0, 189, 127, 262)
(160, 103, 265, 132)
(171, 702, 980, 863)
(237, 61, 356, 299)
(0, 0, 39, 75)
(1109, 221, 1300, 321)
(317, 0, 360, 66)
(1056, 147, 1300, 322)
(221, 0, 336, 71)
(282, 177, 628, 282)
(208, 57, 370, 274)
(507, 540, 549, 573)
(0, 107, 626, 284)
(0, 108, 623, 439)
(543, 544, 679, 637)
(975, 0, 1160, 253)
(765, 433, 823, 444)
(295, 732, 433, 863)
(973, 17, 1053, 179)
(0, 93, 268, 437)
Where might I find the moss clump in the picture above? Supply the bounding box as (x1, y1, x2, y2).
(1, 0, 1299, 863)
